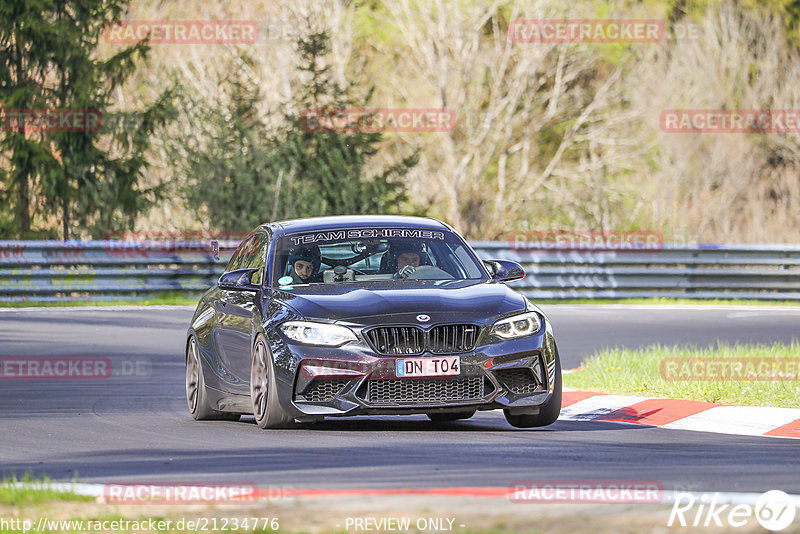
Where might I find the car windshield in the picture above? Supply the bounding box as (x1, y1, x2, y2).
(273, 227, 487, 286)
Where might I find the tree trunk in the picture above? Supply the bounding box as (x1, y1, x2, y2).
(14, 45, 30, 236)
(62, 197, 70, 240)
(16, 170, 30, 236)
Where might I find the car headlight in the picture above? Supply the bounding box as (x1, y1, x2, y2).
(280, 321, 357, 346)
(490, 311, 541, 339)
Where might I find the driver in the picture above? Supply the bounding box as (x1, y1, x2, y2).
(396, 251, 421, 278)
(384, 242, 428, 279)
(287, 245, 322, 284)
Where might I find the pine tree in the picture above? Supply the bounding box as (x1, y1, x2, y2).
(174, 54, 283, 232)
(175, 30, 418, 230)
(277, 31, 417, 217)
(0, 0, 59, 237)
(0, 0, 174, 239)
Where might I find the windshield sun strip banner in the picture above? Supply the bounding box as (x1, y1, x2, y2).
(287, 228, 446, 246)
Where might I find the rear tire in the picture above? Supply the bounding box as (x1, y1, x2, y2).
(250, 335, 293, 429)
(186, 336, 240, 421)
(504, 344, 562, 428)
(426, 409, 476, 423)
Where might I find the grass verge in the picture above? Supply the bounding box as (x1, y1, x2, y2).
(0, 292, 200, 308)
(563, 341, 800, 408)
(0, 474, 91, 506)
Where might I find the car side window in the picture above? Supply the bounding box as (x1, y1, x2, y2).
(225, 236, 255, 273)
(242, 234, 268, 284)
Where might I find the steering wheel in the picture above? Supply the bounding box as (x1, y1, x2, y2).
(399, 265, 454, 280)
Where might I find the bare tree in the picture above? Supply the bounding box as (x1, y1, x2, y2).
(370, 0, 650, 238)
(105, 0, 800, 243)
(638, 3, 800, 243)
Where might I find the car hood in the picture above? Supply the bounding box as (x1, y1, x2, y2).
(271, 280, 527, 324)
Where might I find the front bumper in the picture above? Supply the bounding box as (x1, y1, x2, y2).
(264, 318, 559, 419)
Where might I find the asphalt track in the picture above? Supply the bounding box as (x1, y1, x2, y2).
(1, 305, 799, 493)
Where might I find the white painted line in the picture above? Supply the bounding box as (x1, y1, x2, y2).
(663, 406, 800, 436)
(7, 482, 800, 508)
(559, 395, 654, 421)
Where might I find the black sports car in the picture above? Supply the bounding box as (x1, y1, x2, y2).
(185, 215, 562, 429)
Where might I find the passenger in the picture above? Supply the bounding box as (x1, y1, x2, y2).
(287, 246, 322, 284)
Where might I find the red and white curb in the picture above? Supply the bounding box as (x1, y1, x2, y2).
(560, 388, 800, 439)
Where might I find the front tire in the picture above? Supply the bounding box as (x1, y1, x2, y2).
(250, 335, 293, 429)
(186, 336, 240, 421)
(504, 344, 562, 428)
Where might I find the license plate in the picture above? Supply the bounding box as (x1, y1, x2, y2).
(395, 356, 460, 377)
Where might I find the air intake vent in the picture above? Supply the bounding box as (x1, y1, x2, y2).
(494, 368, 544, 395)
(296, 379, 351, 402)
(365, 324, 479, 356)
(429, 324, 478, 354)
(365, 327, 425, 355)
(366, 376, 484, 405)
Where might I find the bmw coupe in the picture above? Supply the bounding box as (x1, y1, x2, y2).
(185, 215, 562, 429)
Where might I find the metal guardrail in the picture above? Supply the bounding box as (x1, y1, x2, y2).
(471, 242, 800, 301)
(1, 240, 800, 302)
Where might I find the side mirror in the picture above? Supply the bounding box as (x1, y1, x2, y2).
(484, 259, 525, 282)
(218, 268, 261, 291)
